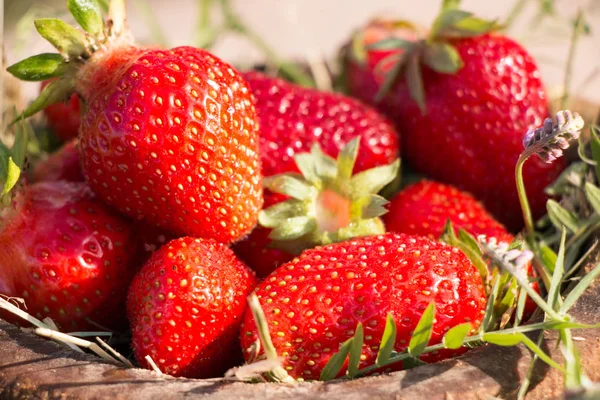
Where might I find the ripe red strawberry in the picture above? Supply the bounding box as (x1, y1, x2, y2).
(8, 3, 263, 244)
(40, 80, 81, 141)
(0, 181, 137, 330)
(232, 72, 400, 275)
(243, 71, 399, 179)
(240, 233, 486, 380)
(127, 237, 257, 378)
(342, 7, 564, 231)
(384, 180, 513, 243)
(384, 180, 538, 317)
(33, 139, 84, 182)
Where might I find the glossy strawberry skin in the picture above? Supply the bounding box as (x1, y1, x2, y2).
(78, 46, 263, 243)
(384, 180, 513, 243)
(346, 34, 563, 231)
(0, 181, 137, 330)
(33, 140, 84, 182)
(127, 237, 258, 378)
(243, 71, 399, 178)
(41, 80, 81, 141)
(240, 233, 486, 380)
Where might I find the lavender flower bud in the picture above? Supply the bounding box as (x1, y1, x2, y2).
(522, 110, 585, 164)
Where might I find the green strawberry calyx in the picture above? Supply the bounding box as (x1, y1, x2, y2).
(363, 0, 499, 114)
(258, 137, 400, 255)
(6, 0, 130, 122)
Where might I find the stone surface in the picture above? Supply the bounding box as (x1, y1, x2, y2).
(0, 270, 598, 400)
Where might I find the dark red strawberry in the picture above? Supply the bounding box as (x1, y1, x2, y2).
(127, 237, 257, 378)
(240, 233, 486, 380)
(0, 181, 137, 330)
(40, 80, 81, 141)
(343, 6, 563, 231)
(384, 180, 513, 242)
(132, 222, 177, 266)
(8, 2, 263, 244)
(33, 139, 84, 182)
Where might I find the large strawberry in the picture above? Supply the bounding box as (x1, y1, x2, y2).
(234, 138, 399, 278)
(232, 72, 400, 275)
(127, 237, 257, 378)
(33, 139, 84, 182)
(40, 79, 81, 142)
(7, 0, 262, 243)
(240, 233, 486, 380)
(342, 4, 564, 231)
(0, 181, 137, 330)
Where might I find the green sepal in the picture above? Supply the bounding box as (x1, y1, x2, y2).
(422, 42, 463, 74)
(294, 152, 320, 184)
(263, 174, 314, 201)
(268, 216, 317, 241)
(374, 52, 404, 103)
(258, 200, 307, 228)
(68, 0, 104, 36)
(405, 53, 426, 115)
(336, 137, 359, 181)
(367, 37, 416, 52)
(311, 144, 337, 179)
(350, 159, 400, 198)
(6, 53, 70, 82)
(34, 18, 89, 59)
(335, 217, 386, 244)
(2, 158, 21, 196)
(439, 220, 489, 286)
(14, 77, 75, 123)
(358, 195, 389, 220)
(431, 9, 498, 40)
(349, 31, 367, 64)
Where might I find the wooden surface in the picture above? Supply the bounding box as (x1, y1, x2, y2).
(0, 265, 598, 400)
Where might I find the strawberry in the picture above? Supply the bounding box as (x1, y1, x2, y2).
(232, 72, 400, 275)
(33, 139, 84, 182)
(342, 5, 564, 231)
(384, 180, 538, 318)
(40, 79, 81, 142)
(8, 1, 263, 243)
(0, 181, 137, 330)
(234, 138, 399, 278)
(384, 180, 513, 243)
(127, 237, 257, 378)
(240, 233, 486, 380)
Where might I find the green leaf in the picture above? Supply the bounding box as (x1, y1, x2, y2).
(585, 182, 600, 214)
(546, 199, 579, 233)
(263, 174, 313, 201)
(6, 53, 68, 81)
(514, 287, 528, 327)
(547, 229, 566, 310)
(561, 329, 583, 390)
(14, 77, 75, 121)
(349, 159, 400, 198)
(34, 18, 89, 58)
(482, 275, 501, 331)
(268, 216, 316, 241)
(367, 37, 415, 51)
(441, 0, 462, 10)
(590, 126, 600, 182)
(408, 303, 435, 357)
(374, 52, 403, 102)
(11, 120, 30, 168)
(68, 0, 104, 36)
(545, 161, 586, 196)
(443, 322, 471, 349)
(336, 137, 360, 181)
(540, 243, 558, 274)
(376, 314, 397, 366)
(434, 9, 498, 39)
(440, 222, 488, 285)
(2, 158, 21, 195)
(360, 195, 389, 219)
(404, 53, 426, 114)
(423, 42, 463, 74)
(347, 323, 364, 378)
(258, 200, 306, 228)
(561, 262, 600, 313)
(484, 332, 563, 371)
(320, 338, 352, 381)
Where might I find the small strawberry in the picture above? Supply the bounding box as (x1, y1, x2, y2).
(384, 180, 538, 318)
(342, 4, 564, 231)
(0, 181, 137, 330)
(8, 1, 263, 243)
(33, 139, 84, 182)
(384, 180, 513, 243)
(40, 79, 82, 142)
(240, 233, 486, 380)
(127, 237, 257, 378)
(234, 138, 400, 278)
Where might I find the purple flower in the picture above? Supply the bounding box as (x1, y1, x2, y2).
(522, 110, 584, 163)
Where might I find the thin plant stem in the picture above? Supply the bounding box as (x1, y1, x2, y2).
(517, 330, 545, 399)
(516, 155, 536, 239)
(505, 0, 529, 30)
(561, 10, 585, 110)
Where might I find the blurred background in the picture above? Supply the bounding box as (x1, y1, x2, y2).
(3, 0, 600, 104)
